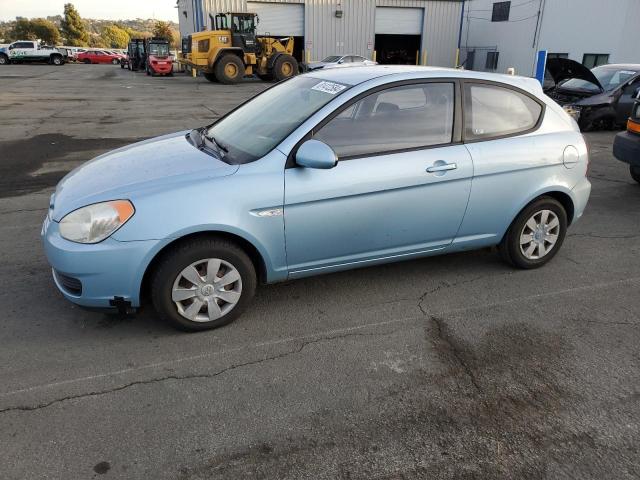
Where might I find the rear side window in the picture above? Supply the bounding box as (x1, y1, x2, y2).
(464, 83, 542, 140)
(314, 82, 455, 158)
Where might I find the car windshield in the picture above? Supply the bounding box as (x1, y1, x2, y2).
(149, 44, 169, 56)
(560, 66, 639, 92)
(321, 56, 342, 63)
(206, 76, 351, 164)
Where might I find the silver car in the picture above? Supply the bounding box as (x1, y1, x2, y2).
(306, 54, 377, 71)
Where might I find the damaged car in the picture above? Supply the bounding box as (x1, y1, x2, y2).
(545, 58, 640, 131)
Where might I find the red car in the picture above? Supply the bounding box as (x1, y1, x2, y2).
(77, 50, 121, 65)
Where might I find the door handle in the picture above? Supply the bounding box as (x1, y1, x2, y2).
(426, 162, 457, 173)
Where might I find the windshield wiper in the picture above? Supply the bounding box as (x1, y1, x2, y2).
(202, 131, 229, 157)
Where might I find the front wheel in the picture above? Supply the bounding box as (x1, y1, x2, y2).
(0, 54, 8, 65)
(631, 166, 640, 184)
(83, 59, 91, 64)
(498, 197, 568, 269)
(151, 237, 257, 331)
(273, 54, 298, 82)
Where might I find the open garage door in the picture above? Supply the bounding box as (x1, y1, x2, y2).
(375, 7, 423, 65)
(247, 2, 304, 61)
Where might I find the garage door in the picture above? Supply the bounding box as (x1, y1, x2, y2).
(247, 2, 304, 37)
(375, 7, 423, 35)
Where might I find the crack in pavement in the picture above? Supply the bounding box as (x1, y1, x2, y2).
(0, 331, 385, 415)
(568, 232, 640, 239)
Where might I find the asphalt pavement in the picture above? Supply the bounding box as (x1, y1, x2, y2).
(0, 64, 639, 479)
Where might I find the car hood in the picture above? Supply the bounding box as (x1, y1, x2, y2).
(546, 57, 604, 92)
(50, 131, 238, 221)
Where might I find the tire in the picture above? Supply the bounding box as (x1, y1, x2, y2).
(214, 54, 244, 84)
(112, 58, 119, 65)
(51, 55, 63, 66)
(0, 54, 8, 65)
(631, 166, 640, 184)
(83, 59, 91, 64)
(273, 54, 298, 82)
(151, 237, 257, 331)
(203, 72, 218, 82)
(120, 62, 125, 69)
(498, 196, 568, 269)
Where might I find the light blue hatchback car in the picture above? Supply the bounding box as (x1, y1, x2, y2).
(42, 66, 591, 331)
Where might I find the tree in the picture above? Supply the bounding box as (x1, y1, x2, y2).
(11, 19, 37, 40)
(60, 3, 89, 46)
(101, 24, 129, 48)
(152, 21, 173, 43)
(31, 19, 62, 44)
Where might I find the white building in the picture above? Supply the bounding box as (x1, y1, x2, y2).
(461, 0, 640, 76)
(177, 0, 466, 67)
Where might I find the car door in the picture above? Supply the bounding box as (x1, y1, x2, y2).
(615, 74, 640, 124)
(455, 81, 552, 247)
(284, 81, 473, 276)
(9, 42, 32, 61)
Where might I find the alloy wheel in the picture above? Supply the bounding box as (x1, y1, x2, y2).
(519, 209, 560, 260)
(171, 258, 242, 322)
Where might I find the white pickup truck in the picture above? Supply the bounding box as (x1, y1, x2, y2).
(0, 40, 66, 65)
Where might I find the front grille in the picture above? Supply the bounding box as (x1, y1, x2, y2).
(54, 270, 82, 295)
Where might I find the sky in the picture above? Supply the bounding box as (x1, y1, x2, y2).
(0, 0, 177, 22)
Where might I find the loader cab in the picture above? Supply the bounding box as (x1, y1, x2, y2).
(214, 12, 259, 54)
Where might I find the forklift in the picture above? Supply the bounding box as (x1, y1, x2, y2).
(144, 37, 173, 76)
(125, 38, 146, 71)
(180, 12, 298, 84)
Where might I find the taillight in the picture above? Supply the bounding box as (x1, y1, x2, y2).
(627, 119, 640, 135)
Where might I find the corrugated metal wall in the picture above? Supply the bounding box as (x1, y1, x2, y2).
(189, 0, 462, 67)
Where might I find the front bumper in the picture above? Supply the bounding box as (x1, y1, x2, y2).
(41, 215, 160, 308)
(613, 131, 640, 166)
(150, 62, 173, 74)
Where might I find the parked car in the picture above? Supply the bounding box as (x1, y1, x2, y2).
(0, 40, 65, 65)
(77, 50, 122, 65)
(545, 58, 640, 131)
(305, 54, 377, 71)
(42, 66, 590, 331)
(613, 90, 640, 184)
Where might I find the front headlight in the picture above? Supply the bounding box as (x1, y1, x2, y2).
(59, 200, 135, 243)
(562, 104, 581, 120)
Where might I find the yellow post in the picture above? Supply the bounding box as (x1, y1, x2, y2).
(306, 49, 311, 64)
(415, 50, 419, 65)
(372, 50, 377, 62)
(422, 50, 427, 66)
(455, 48, 460, 68)
(191, 66, 196, 77)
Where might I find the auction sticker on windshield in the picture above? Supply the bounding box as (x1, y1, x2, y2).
(311, 81, 347, 95)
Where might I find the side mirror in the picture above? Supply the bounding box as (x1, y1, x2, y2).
(337, 59, 344, 64)
(633, 86, 640, 98)
(296, 140, 337, 169)
(8, 45, 14, 50)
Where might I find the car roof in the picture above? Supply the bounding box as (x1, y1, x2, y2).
(305, 65, 543, 96)
(597, 64, 640, 70)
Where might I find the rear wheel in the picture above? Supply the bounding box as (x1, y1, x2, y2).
(273, 54, 298, 82)
(151, 237, 257, 331)
(214, 54, 244, 84)
(498, 197, 568, 269)
(51, 55, 63, 65)
(631, 166, 640, 184)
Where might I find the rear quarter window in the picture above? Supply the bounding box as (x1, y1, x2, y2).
(464, 83, 543, 141)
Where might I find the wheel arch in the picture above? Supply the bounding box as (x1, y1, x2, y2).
(211, 48, 244, 67)
(500, 188, 576, 244)
(139, 230, 269, 306)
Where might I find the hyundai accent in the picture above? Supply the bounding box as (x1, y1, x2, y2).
(42, 66, 591, 331)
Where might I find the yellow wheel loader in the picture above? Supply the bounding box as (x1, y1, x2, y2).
(180, 12, 298, 84)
